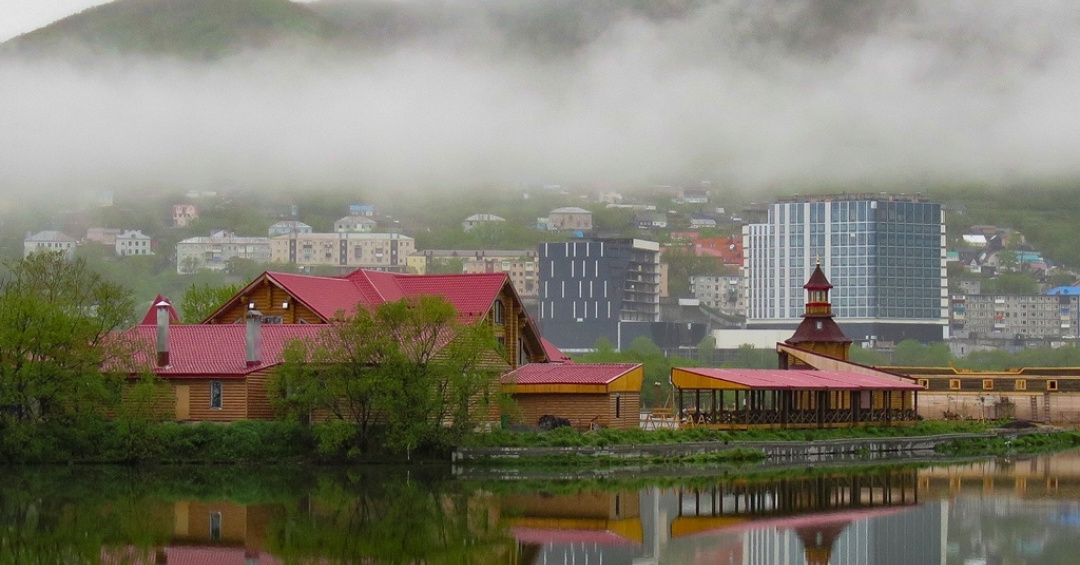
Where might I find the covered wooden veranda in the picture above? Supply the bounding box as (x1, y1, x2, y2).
(670, 368, 922, 430)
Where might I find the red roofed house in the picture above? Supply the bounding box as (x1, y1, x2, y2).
(671, 263, 920, 429)
(201, 268, 548, 369)
(501, 363, 643, 429)
(118, 300, 324, 421)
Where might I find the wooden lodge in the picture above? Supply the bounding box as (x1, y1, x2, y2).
(201, 268, 548, 369)
(670, 263, 922, 430)
(501, 363, 643, 430)
(118, 301, 323, 422)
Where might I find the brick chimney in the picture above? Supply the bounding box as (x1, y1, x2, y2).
(246, 310, 262, 367)
(155, 300, 170, 367)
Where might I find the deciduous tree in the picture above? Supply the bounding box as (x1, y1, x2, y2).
(0, 253, 134, 430)
(269, 295, 498, 456)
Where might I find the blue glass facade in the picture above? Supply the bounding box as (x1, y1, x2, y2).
(744, 195, 946, 342)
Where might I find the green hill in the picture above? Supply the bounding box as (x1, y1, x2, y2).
(1, 0, 336, 59)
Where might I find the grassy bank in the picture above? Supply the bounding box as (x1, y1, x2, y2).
(462, 420, 996, 449)
(935, 430, 1080, 456)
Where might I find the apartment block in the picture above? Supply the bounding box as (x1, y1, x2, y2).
(270, 232, 414, 272)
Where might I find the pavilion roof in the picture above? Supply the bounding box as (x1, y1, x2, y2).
(672, 368, 923, 391)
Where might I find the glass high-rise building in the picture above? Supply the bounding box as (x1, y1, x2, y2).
(743, 194, 947, 343)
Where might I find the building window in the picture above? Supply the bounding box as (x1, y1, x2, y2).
(615, 394, 621, 419)
(493, 300, 505, 326)
(1015, 379, 1027, 391)
(949, 379, 961, 391)
(210, 381, 223, 409)
(918, 379, 929, 390)
(209, 512, 222, 541)
(982, 379, 994, 391)
(1048, 380, 1059, 391)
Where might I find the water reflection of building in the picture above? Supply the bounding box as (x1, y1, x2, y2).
(101, 500, 281, 564)
(920, 449, 1080, 499)
(655, 471, 938, 565)
(503, 491, 642, 565)
(502, 469, 944, 565)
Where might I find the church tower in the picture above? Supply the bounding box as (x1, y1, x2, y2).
(783, 261, 852, 362)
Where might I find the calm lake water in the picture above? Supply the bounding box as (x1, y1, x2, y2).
(3, 451, 1080, 564)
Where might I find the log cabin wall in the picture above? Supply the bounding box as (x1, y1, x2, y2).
(245, 370, 276, 420)
(206, 281, 324, 324)
(513, 393, 638, 430)
(173, 501, 249, 545)
(183, 379, 249, 422)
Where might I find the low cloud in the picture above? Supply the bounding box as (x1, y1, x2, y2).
(2, 0, 1080, 201)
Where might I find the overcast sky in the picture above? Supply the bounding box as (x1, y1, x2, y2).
(2, 1, 111, 42)
(2, 1, 1080, 201)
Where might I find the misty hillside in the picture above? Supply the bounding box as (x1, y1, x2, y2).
(0, 0, 335, 59)
(0, 0, 916, 61)
(304, 0, 910, 59)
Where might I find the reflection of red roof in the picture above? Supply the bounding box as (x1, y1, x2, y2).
(117, 325, 324, 377)
(512, 527, 639, 547)
(679, 505, 916, 539)
(674, 368, 923, 391)
(541, 338, 574, 363)
(165, 547, 281, 565)
(501, 363, 641, 386)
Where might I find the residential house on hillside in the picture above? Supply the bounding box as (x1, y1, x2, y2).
(680, 188, 709, 204)
(690, 275, 745, 315)
(115, 229, 152, 256)
(691, 236, 743, 266)
(635, 212, 667, 230)
(86, 227, 121, 246)
(201, 268, 549, 370)
(24, 230, 77, 260)
(268, 221, 312, 238)
(269, 232, 413, 273)
(462, 254, 539, 298)
(175, 235, 271, 274)
(688, 214, 717, 229)
(348, 204, 375, 217)
(462, 214, 506, 232)
(548, 207, 593, 232)
(334, 216, 377, 233)
(172, 204, 198, 227)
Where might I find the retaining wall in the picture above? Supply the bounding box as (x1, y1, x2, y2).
(453, 433, 997, 465)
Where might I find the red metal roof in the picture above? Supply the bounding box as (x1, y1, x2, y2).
(139, 295, 181, 325)
(541, 338, 574, 363)
(265, 272, 369, 320)
(117, 324, 325, 377)
(501, 363, 640, 386)
(226, 269, 509, 325)
(804, 263, 832, 290)
(786, 317, 851, 345)
(676, 368, 923, 391)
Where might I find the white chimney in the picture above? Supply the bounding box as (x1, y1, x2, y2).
(155, 300, 170, 367)
(246, 310, 262, 367)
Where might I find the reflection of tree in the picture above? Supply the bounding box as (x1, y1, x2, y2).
(0, 468, 172, 564)
(266, 470, 513, 563)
